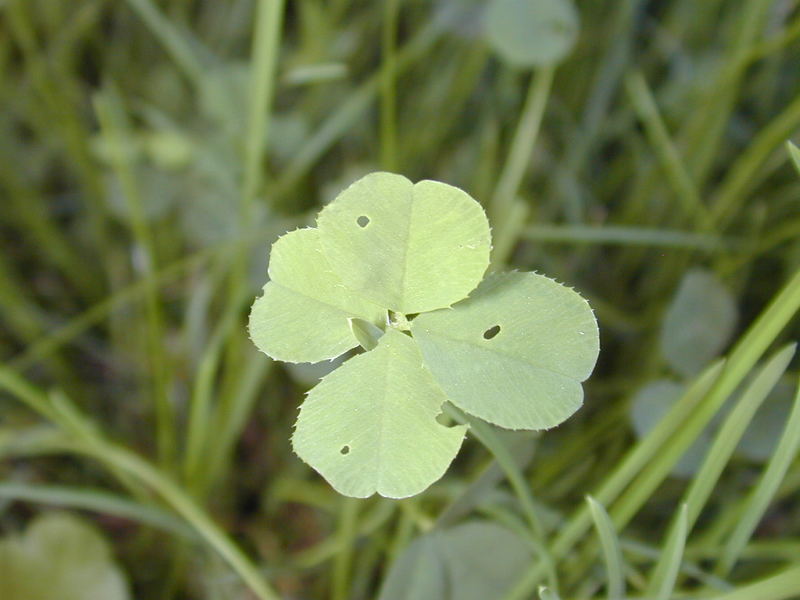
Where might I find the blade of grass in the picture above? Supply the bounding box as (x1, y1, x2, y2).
(716, 376, 800, 575)
(624, 70, 711, 229)
(0, 482, 194, 539)
(183, 296, 243, 491)
(272, 17, 443, 201)
(787, 141, 800, 173)
(95, 86, 174, 467)
(646, 503, 689, 600)
(123, 0, 206, 86)
(587, 496, 625, 600)
(705, 565, 800, 600)
(648, 344, 796, 572)
(506, 267, 800, 599)
(682, 0, 772, 188)
(523, 224, 728, 250)
(199, 355, 272, 497)
(682, 344, 795, 529)
(0, 369, 280, 600)
(711, 93, 800, 227)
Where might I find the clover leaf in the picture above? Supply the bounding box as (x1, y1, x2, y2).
(292, 329, 467, 498)
(317, 172, 491, 313)
(249, 171, 599, 498)
(411, 271, 599, 430)
(0, 513, 130, 600)
(249, 227, 386, 363)
(485, 0, 579, 68)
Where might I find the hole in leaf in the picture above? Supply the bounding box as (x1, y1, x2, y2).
(340, 445, 350, 455)
(483, 325, 501, 340)
(357, 215, 370, 228)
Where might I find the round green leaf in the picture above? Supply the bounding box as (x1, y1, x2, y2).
(629, 380, 712, 478)
(0, 513, 130, 600)
(485, 0, 579, 68)
(378, 521, 533, 600)
(660, 268, 738, 377)
(292, 328, 467, 498)
(411, 271, 599, 430)
(317, 172, 491, 314)
(249, 228, 385, 363)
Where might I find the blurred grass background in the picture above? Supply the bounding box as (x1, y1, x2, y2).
(1, 0, 800, 598)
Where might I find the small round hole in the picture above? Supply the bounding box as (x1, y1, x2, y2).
(483, 325, 501, 340)
(357, 215, 370, 228)
(340, 445, 350, 455)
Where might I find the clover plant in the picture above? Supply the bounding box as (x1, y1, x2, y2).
(249, 172, 599, 498)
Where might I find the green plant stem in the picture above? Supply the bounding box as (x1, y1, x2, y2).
(223, 0, 285, 392)
(624, 70, 711, 229)
(490, 67, 554, 267)
(243, 0, 284, 215)
(444, 404, 559, 593)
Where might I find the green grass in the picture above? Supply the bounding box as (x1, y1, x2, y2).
(0, 0, 799, 598)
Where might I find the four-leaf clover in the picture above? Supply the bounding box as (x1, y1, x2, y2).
(249, 172, 599, 498)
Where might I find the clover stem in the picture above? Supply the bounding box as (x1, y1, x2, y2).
(442, 403, 560, 593)
(389, 311, 411, 331)
(489, 66, 554, 269)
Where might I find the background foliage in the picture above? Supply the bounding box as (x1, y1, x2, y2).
(1, 0, 799, 598)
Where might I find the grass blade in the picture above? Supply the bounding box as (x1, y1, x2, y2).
(706, 565, 800, 600)
(646, 503, 688, 600)
(683, 343, 796, 529)
(587, 496, 625, 600)
(0, 482, 193, 539)
(717, 376, 800, 575)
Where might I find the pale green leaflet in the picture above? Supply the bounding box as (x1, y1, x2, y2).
(249, 172, 599, 498)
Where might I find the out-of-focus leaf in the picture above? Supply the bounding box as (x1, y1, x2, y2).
(660, 269, 738, 377)
(630, 380, 712, 478)
(485, 0, 579, 67)
(104, 167, 176, 221)
(736, 379, 795, 463)
(379, 520, 533, 600)
(0, 513, 130, 600)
